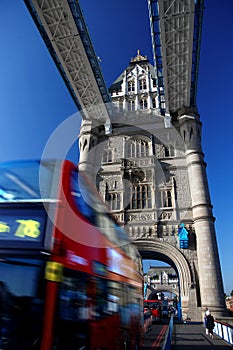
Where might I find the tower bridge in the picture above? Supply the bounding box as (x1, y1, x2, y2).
(25, 0, 227, 321)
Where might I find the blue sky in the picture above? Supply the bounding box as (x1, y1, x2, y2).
(0, 0, 232, 294)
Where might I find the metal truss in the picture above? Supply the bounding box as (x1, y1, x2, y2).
(148, 0, 204, 114)
(24, 0, 112, 123)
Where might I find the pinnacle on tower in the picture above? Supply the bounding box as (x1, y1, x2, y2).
(130, 50, 148, 62)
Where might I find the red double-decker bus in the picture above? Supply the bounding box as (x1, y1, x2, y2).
(0, 160, 143, 350)
(144, 300, 162, 322)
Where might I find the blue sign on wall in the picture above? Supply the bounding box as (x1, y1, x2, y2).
(178, 223, 189, 249)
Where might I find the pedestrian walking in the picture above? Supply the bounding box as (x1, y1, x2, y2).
(204, 308, 209, 334)
(206, 310, 215, 339)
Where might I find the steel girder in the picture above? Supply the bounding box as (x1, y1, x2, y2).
(24, 0, 111, 123)
(148, 0, 204, 114)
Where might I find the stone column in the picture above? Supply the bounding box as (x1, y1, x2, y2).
(78, 119, 99, 183)
(178, 110, 226, 317)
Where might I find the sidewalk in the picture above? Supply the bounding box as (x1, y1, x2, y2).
(172, 322, 232, 349)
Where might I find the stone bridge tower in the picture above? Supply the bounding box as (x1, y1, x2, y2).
(79, 51, 227, 321)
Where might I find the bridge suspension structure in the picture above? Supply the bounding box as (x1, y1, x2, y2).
(24, 0, 112, 127)
(148, 0, 204, 115)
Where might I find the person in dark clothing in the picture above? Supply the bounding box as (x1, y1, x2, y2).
(206, 310, 215, 339)
(204, 308, 209, 334)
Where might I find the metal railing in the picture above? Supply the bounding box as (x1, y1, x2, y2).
(161, 316, 173, 350)
(214, 319, 233, 345)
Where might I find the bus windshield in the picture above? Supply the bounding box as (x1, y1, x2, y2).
(0, 159, 60, 201)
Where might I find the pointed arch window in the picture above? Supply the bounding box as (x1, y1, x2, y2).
(130, 185, 152, 209)
(127, 139, 150, 158)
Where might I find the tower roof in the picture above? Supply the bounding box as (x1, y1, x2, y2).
(109, 51, 156, 93)
(130, 49, 148, 63)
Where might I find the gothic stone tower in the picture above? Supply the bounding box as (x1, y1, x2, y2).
(78, 51, 226, 321)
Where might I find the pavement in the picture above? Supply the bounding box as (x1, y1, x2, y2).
(172, 322, 232, 350)
(142, 322, 169, 349)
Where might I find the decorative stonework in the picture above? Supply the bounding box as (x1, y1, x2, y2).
(130, 50, 148, 62)
(160, 211, 173, 220)
(112, 214, 124, 222)
(126, 213, 153, 222)
(125, 159, 152, 167)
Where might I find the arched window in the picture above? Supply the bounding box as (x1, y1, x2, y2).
(160, 190, 172, 208)
(107, 193, 121, 211)
(128, 100, 135, 111)
(103, 150, 113, 163)
(152, 97, 157, 109)
(127, 139, 150, 158)
(164, 145, 175, 157)
(128, 141, 136, 158)
(128, 80, 135, 92)
(140, 99, 148, 110)
(139, 78, 147, 90)
(130, 185, 152, 209)
(165, 146, 170, 157)
(143, 140, 149, 156)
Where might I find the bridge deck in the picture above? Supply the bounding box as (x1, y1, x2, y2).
(142, 321, 232, 349)
(172, 322, 232, 350)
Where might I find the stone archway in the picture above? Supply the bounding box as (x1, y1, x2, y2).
(149, 288, 180, 299)
(147, 287, 180, 300)
(134, 239, 201, 320)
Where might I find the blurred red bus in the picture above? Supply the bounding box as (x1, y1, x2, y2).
(144, 300, 162, 322)
(0, 160, 143, 350)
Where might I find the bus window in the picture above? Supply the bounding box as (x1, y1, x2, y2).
(70, 170, 96, 224)
(54, 269, 90, 349)
(0, 258, 46, 349)
(93, 277, 108, 318)
(59, 271, 89, 321)
(106, 281, 120, 314)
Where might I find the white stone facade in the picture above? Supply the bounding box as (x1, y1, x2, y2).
(79, 52, 227, 321)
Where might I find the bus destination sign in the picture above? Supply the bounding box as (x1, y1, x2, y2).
(0, 208, 47, 246)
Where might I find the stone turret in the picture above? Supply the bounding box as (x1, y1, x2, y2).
(178, 106, 227, 317)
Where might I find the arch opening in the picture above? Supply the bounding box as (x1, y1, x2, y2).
(134, 239, 198, 321)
